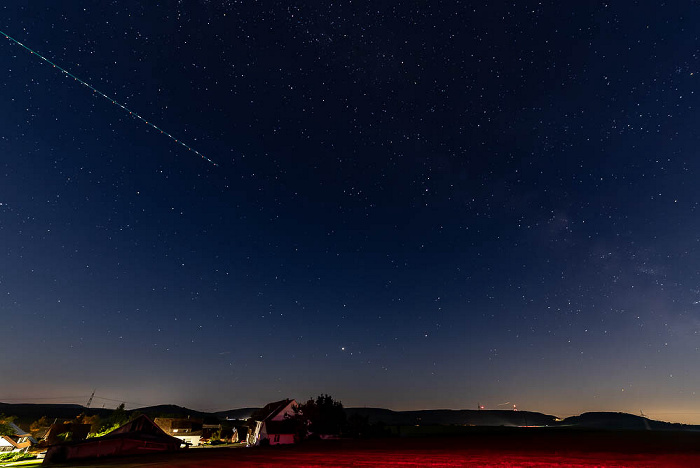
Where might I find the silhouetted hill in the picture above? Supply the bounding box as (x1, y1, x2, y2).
(562, 412, 700, 431)
(4, 402, 700, 433)
(346, 408, 557, 426)
(0, 402, 251, 428)
(0, 403, 112, 427)
(0, 402, 217, 428)
(131, 404, 216, 422)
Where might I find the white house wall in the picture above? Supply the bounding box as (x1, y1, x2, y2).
(0, 437, 24, 453)
(0, 437, 14, 452)
(175, 435, 201, 447)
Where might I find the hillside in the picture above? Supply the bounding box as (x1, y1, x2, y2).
(3, 402, 700, 433)
(345, 408, 557, 427)
(0, 403, 113, 427)
(0, 402, 215, 428)
(562, 412, 700, 431)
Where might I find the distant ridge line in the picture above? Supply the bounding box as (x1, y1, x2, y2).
(2, 402, 700, 430)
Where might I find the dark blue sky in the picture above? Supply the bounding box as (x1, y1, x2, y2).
(2, 1, 700, 423)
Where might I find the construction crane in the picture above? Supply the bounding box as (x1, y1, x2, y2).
(86, 390, 95, 408)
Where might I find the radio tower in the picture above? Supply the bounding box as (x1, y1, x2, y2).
(86, 390, 95, 408)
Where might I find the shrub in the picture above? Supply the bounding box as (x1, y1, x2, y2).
(0, 452, 36, 462)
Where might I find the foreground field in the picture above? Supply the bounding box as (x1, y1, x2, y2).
(36, 429, 700, 467)
(48, 450, 700, 467)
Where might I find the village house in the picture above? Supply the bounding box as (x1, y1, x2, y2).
(247, 399, 299, 446)
(153, 417, 203, 446)
(0, 422, 35, 453)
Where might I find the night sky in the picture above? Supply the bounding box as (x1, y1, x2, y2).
(2, 1, 700, 423)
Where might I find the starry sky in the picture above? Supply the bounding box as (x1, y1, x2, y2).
(2, 1, 700, 423)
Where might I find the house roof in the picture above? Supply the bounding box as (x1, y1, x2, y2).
(258, 399, 296, 422)
(0, 422, 34, 448)
(44, 423, 91, 443)
(106, 414, 174, 439)
(8, 422, 29, 437)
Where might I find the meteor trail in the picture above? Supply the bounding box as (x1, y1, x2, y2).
(0, 30, 217, 166)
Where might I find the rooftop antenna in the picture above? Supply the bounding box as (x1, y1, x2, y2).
(86, 389, 95, 408)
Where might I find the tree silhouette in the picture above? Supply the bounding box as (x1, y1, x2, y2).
(0, 414, 15, 437)
(295, 394, 346, 437)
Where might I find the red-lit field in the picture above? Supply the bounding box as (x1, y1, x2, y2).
(46, 432, 700, 468)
